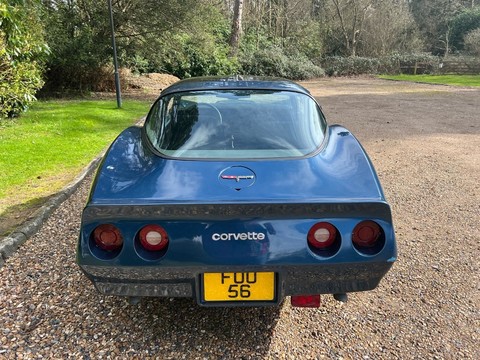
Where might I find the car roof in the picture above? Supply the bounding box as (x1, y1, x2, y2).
(160, 76, 311, 97)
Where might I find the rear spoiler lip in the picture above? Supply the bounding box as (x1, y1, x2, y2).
(82, 201, 393, 223)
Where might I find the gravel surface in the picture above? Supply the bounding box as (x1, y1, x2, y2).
(1, 78, 479, 359)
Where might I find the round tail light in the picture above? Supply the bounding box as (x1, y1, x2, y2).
(139, 224, 169, 251)
(352, 221, 381, 248)
(93, 224, 123, 251)
(307, 222, 337, 249)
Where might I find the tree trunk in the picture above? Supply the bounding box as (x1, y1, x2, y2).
(229, 0, 244, 57)
(331, 0, 351, 55)
(444, 25, 451, 58)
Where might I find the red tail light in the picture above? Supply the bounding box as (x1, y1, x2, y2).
(93, 224, 123, 251)
(307, 222, 337, 249)
(352, 220, 381, 247)
(291, 295, 321, 307)
(139, 224, 169, 251)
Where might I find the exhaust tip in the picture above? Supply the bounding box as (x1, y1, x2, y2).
(333, 293, 348, 303)
(128, 296, 142, 305)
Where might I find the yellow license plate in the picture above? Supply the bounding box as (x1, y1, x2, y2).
(203, 272, 275, 301)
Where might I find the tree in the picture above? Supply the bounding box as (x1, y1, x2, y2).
(410, 0, 464, 55)
(0, 0, 48, 118)
(229, 0, 244, 56)
(461, 0, 479, 7)
(360, 0, 422, 57)
(464, 27, 480, 54)
(132, 1, 236, 77)
(328, 0, 374, 56)
(41, 0, 113, 90)
(237, 0, 324, 78)
(240, 0, 323, 57)
(449, 6, 480, 51)
(42, 0, 237, 86)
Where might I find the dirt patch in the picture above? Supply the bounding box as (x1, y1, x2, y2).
(127, 72, 179, 91)
(0, 195, 55, 237)
(0, 172, 77, 240)
(124, 73, 180, 100)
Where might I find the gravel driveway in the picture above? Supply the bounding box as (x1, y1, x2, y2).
(1, 78, 479, 359)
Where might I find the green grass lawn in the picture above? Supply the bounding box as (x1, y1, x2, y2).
(0, 100, 151, 213)
(378, 74, 480, 87)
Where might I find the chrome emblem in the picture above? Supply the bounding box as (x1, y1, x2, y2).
(221, 175, 254, 182)
(219, 166, 256, 190)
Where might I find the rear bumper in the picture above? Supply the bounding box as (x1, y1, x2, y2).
(80, 262, 393, 306)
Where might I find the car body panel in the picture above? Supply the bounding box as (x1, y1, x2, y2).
(89, 125, 384, 205)
(158, 76, 311, 97)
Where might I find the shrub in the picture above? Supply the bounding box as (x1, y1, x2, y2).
(321, 54, 440, 76)
(464, 28, 480, 56)
(322, 57, 381, 76)
(0, 1, 48, 118)
(239, 46, 324, 80)
(450, 7, 480, 52)
(385, 53, 440, 75)
(124, 55, 151, 75)
(240, 46, 288, 77)
(286, 53, 325, 80)
(160, 33, 239, 78)
(42, 65, 130, 94)
(0, 57, 44, 118)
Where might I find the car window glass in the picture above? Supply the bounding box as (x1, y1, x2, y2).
(145, 90, 326, 159)
(145, 100, 162, 148)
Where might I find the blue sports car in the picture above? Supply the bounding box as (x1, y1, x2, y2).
(77, 76, 397, 307)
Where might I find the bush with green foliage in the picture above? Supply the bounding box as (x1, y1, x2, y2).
(124, 55, 151, 75)
(160, 33, 239, 78)
(286, 53, 325, 80)
(0, 50, 44, 117)
(41, 0, 112, 92)
(322, 54, 440, 76)
(239, 45, 324, 80)
(464, 28, 480, 56)
(385, 53, 440, 74)
(0, 0, 48, 118)
(322, 56, 381, 76)
(450, 7, 480, 52)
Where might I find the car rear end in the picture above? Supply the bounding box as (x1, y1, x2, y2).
(78, 200, 396, 307)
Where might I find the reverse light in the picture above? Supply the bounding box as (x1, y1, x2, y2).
(307, 222, 337, 249)
(93, 224, 123, 251)
(139, 224, 169, 251)
(291, 295, 321, 308)
(352, 220, 382, 248)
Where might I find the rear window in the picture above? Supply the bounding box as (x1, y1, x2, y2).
(144, 90, 326, 159)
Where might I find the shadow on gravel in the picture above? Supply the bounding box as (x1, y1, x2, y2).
(106, 297, 281, 357)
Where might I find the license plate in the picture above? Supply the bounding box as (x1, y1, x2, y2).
(203, 272, 275, 302)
